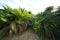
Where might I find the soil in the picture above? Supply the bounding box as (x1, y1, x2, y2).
(2, 29, 40, 40)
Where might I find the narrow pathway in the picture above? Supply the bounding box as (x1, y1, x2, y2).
(2, 29, 39, 40)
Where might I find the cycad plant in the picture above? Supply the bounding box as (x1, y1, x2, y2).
(0, 5, 34, 40)
(33, 6, 60, 40)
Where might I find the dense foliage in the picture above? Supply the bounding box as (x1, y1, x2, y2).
(0, 6, 60, 40)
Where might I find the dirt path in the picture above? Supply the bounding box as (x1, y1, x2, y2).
(2, 29, 39, 40)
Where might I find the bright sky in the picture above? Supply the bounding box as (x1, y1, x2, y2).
(0, 0, 60, 14)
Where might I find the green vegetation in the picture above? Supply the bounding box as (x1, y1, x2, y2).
(0, 5, 60, 40)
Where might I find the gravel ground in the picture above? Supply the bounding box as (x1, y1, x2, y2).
(2, 29, 39, 40)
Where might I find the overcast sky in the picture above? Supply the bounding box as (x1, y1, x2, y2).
(0, 0, 60, 14)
